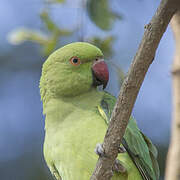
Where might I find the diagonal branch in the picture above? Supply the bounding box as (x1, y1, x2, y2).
(90, 0, 180, 180)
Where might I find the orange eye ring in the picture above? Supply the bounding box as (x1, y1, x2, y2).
(70, 57, 81, 66)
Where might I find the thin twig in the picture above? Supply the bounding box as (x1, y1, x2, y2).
(90, 0, 179, 179)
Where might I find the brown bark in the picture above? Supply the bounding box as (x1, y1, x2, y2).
(90, 0, 180, 180)
(165, 11, 180, 180)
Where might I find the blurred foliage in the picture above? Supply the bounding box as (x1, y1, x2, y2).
(8, 0, 122, 58)
(87, 0, 122, 30)
(46, 0, 65, 3)
(40, 10, 72, 55)
(89, 36, 114, 58)
(8, 10, 72, 56)
(8, 28, 48, 45)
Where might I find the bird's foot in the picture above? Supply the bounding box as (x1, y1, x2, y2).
(112, 159, 127, 173)
(95, 143, 105, 157)
(95, 144, 126, 157)
(95, 144, 127, 174)
(118, 146, 126, 153)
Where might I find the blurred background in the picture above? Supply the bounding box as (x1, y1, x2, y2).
(0, 0, 174, 179)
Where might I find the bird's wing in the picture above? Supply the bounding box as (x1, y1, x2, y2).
(97, 91, 159, 180)
(140, 132, 160, 179)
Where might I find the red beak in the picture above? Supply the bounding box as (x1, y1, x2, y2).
(92, 59, 109, 89)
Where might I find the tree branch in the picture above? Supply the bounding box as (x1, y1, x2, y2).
(165, 10, 180, 180)
(90, 0, 179, 179)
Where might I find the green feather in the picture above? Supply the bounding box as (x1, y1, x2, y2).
(140, 133, 160, 179)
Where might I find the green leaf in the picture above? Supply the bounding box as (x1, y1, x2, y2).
(41, 27, 72, 56)
(42, 36, 59, 56)
(7, 28, 48, 45)
(40, 10, 72, 36)
(40, 11, 60, 32)
(87, 0, 121, 30)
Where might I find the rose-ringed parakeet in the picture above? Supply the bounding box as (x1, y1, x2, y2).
(40, 42, 159, 180)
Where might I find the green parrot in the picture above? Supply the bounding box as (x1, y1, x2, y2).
(40, 42, 159, 180)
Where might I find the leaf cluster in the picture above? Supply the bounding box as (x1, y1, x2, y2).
(8, 0, 122, 58)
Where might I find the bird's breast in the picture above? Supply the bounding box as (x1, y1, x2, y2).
(44, 105, 107, 180)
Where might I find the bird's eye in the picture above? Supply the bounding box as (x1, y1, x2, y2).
(70, 57, 81, 66)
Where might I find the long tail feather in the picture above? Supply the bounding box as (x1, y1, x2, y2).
(122, 138, 152, 180)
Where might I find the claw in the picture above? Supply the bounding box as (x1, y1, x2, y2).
(112, 159, 127, 173)
(95, 143, 105, 157)
(118, 146, 126, 153)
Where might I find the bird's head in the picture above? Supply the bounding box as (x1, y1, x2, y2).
(40, 42, 109, 103)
